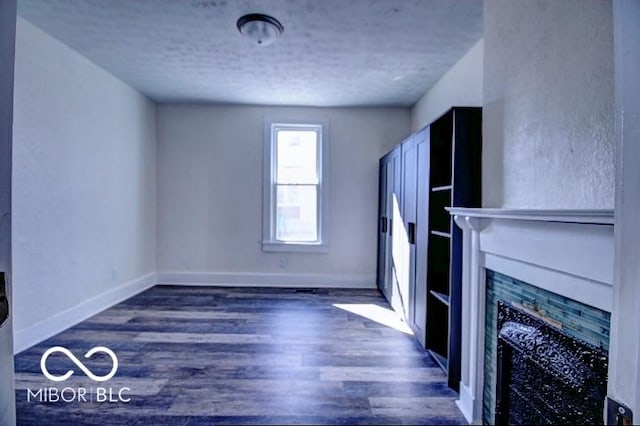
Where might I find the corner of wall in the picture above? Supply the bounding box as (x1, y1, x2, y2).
(410, 38, 484, 131)
(13, 272, 157, 354)
(12, 18, 161, 351)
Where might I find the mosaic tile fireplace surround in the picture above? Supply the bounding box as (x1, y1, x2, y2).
(484, 270, 610, 424)
(447, 208, 614, 424)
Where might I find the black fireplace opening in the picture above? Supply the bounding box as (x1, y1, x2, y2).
(495, 300, 608, 425)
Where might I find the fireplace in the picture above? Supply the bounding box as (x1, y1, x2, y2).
(447, 208, 614, 424)
(495, 301, 608, 425)
(483, 269, 611, 423)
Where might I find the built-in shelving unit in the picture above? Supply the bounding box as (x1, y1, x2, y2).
(430, 230, 451, 238)
(425, 107, 482, 391)
(376, 106, 481, 393)
(431, 185, 452, 192)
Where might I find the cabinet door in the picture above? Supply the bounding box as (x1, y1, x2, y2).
(412, 128, 430, 346)
(388, 147, 404, 315)
(377, 152, 398, 302)
(376, 158, 388, 295)
(399, 136, 417, 322)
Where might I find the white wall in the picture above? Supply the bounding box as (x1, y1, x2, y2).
(410, 39, 483, 131)
(483, 0, 615, 208)
(12, 18, 157, 349)
(156, 104, 410, 287)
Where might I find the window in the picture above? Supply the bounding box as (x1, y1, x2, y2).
(262, 120, 328, 252)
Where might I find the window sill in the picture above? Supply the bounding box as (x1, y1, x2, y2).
(262, 241, 328, 253)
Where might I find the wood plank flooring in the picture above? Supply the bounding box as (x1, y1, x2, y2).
(14, 286, 466, 425)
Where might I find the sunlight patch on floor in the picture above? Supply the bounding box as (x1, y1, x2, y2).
(333, 303, 414, 335)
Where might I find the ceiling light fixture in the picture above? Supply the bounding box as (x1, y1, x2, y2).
(237, 13, 284, 46)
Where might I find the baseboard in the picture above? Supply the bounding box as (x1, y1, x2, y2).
(456, 382, 479, 424)
(156, 271, 376, 289)
(13, 271, 376, 354)
(13, 272, 156, 354)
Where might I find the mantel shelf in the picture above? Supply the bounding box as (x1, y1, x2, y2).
(446, 208, 614, 225)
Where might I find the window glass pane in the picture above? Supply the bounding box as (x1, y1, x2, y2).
(276, 184, 318, 242)
(276, 130, 318, 184)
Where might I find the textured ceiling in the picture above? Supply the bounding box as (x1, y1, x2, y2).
(17, 0, 483, 107)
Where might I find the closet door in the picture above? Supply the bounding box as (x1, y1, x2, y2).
(387, 146, 403, 315)
(411, 128, 430, 346)
(376, 157, 388, 297)
(399, 135, 417, 321)
(377, 145, 402, 310)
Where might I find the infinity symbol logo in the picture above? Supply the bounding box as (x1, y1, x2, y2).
(40, 346, 119, 382)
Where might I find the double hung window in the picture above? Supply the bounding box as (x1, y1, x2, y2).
(262, 121, 327, 252)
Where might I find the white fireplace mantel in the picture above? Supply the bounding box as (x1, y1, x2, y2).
(447, 208, 614, 225)
(447, 208, 614, 424)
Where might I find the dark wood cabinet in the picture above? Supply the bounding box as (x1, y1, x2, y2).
(425, 107, 482, 390)
(376, 107, 482, 391)
(377, 129, 429, 341)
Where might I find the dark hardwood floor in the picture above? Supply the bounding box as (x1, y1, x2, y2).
(14, 286, 466, 425)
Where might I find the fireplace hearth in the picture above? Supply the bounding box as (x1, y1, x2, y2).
(495, 301, 608, 425)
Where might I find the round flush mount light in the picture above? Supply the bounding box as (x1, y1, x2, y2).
(237, 13, 284, 46)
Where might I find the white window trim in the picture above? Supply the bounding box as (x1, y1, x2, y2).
(262, 118, 329, 253)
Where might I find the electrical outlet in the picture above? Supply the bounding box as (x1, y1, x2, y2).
(279, 255, 288, 268)
(111, 269, 118, 281)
